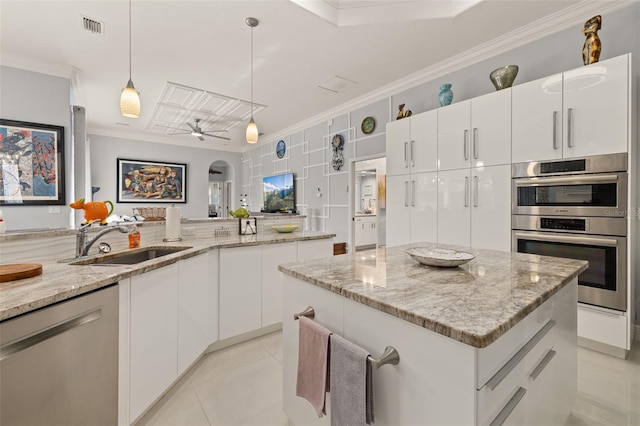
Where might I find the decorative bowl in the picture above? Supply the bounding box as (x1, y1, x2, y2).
(272, 224, 300, 233)
(406, 247, 475, 268)
(489, 65, 519, 91)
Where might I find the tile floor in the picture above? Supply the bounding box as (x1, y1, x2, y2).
(138, 332, 640, 426)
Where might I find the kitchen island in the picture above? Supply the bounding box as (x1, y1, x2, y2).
(279, 244, 588, 426)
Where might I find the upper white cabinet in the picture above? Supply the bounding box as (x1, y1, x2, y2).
(386, 110, 437, 176)
(438, 90, 511, 171)
(513, 54, 629, 162)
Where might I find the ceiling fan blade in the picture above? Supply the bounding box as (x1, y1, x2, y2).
(170, 132, 192, 135)
(197, 135, 205, 141)
(156, 124, 190, 131)
(187, 122, 198, 132)
(209, 134, 231, 141)
(203, 131, 228, 136)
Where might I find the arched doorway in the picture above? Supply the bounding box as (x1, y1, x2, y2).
(208, 160, 234, 218)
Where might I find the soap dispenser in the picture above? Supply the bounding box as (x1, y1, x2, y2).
(128, 224, 140, 248)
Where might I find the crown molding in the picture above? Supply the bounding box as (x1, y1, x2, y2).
(0, 52, 76, 79)
(251, 0, 632, 152)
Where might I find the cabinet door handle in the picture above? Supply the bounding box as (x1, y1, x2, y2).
(404, 142, 409, 168)
(411, 140, 415, 167)
(530, 349, 556, 380)
(473, 175, 479, 207)
(552, 111, 558, 150)
(464, 176, 469, 208)
(567, 108, 573, 148)
(473, 128, 478, 159)
(463, 130, 469, 160)
(489, 387, 527, 426)
(404, 181, 409, 207)
(411, 180, 416, 207)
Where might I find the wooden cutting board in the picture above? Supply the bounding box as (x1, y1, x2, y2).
(0, 263, 43, 283)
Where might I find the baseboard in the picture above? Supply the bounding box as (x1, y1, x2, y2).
(578, 336, 629, 359)
(206, 323, 283, 353)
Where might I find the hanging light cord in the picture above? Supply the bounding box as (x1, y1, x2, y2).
(250, 22, 254, 120)
(128, 0, 132, 81)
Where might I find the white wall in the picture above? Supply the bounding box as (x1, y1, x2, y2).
(243, 3, 640, 322)
(89, 134, 242, 219)
(0, 66, 72, 231)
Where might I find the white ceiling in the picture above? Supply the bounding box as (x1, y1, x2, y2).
(0, 0, 615, 153)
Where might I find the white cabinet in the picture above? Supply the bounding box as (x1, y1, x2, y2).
(386, 110, 437, 176)
(355, 216, 377, 247)
(129, 264, 179, 422)
(386, 172, 437, 247)
(262, 242, 297, 327)
(297, 238, 333, 261)
(513, 54, 629, 162)
(438, 165, 511, 251)
(219, 245, 262, 339)
(438, 90, 511, 171)
(178, 254, 211, 375)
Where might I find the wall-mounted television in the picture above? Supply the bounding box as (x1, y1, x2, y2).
(263, 173, 295, 213)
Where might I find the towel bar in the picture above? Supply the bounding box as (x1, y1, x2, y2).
(293, 306, 315, 321)
(368, 346, 400, 369)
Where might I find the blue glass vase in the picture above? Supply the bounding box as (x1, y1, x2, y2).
(439, 84, 453, 106)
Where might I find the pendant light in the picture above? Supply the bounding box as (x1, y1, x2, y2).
(120, 0, 140, 118)
(245, 17, 259, 144)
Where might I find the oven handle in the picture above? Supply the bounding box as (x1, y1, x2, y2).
(514, 232, 619, 247)
(514, 174, 618, 187)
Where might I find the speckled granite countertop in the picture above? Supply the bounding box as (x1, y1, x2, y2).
(278, 243, 588, 348)
(0, 230, 333, 322)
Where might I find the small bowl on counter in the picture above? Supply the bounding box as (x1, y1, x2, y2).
(406, 247, 475, 268)
(272, 224, 300, 233)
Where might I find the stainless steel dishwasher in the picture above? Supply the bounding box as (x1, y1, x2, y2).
(0, 284, 118, 425)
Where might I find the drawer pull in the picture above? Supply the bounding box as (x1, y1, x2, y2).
(0, 307, 101, 361)
(489, 387, 527, 426)
(529, 349, 556, 380)
(486, 319, 556, 391)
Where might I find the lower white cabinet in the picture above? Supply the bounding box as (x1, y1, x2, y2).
(219, 245, 263, 339)
(178, 253, 212, 375)
(262, 242, 297, 327)
(355, 216, 377, 247)
(282, 276, 577, 426)
(297, 238, 333, 261)
(129, 264, 179, 422)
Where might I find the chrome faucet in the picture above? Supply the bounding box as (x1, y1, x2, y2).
(76, 222, 131, 257)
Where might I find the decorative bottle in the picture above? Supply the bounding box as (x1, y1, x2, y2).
(439, 84, 453, 107)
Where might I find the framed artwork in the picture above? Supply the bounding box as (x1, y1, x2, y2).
(117, 158, 187, 203)
(0, 119, 65, 205)
(377, 174, 386, 209)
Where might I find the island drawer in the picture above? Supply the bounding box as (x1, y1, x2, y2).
(477, 319, 556, 426)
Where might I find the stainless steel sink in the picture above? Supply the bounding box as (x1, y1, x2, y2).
(69, 246, 192, 266)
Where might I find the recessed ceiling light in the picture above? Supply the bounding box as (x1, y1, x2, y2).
(318, 76, 357, 93)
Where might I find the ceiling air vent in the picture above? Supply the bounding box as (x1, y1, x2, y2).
(82, 16, 104, 35)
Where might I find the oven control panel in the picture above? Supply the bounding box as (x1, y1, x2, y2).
(540, 218, 586, 231)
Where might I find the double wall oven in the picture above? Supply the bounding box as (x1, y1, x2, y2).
(511, 153, 628, 311)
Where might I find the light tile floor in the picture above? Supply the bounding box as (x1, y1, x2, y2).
(138, 332, 640, 426)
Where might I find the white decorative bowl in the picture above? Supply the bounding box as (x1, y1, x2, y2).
(406, 247, 475, 268)
(272, 224, 299, 233)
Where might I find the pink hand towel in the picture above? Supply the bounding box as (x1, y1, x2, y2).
(296, 316, 332, 417)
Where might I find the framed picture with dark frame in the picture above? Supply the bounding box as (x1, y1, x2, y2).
(117, 158, 187, 203)
(0, 119, 66, 205)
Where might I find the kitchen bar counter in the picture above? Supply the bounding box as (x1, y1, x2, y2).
(0, 230, 333, 322)
(279, 243, 588, 348)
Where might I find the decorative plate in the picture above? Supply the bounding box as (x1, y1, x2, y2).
(276, 140, 286, 159)
(406, 247, 475, 268)
(272, 224, 300, 233)
(361, 116, 375, 134)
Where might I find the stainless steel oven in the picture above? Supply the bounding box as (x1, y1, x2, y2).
(512, 153, 627, 217)
(512, 215, 627, 311)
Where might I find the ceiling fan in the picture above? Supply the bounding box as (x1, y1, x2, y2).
(157, 118, 231, 141)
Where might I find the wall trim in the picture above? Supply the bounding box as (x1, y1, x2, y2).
(250, 0, 633, 152)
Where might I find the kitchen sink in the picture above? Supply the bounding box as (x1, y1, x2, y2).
(69, 246, 192, 266)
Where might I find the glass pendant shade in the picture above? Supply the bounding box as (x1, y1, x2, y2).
(120, 79, 140, 118)
(246, 118, 258, 144)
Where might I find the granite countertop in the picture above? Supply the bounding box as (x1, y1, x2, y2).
(278, 243, 588, 348)
(0, 230, 333, 322)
